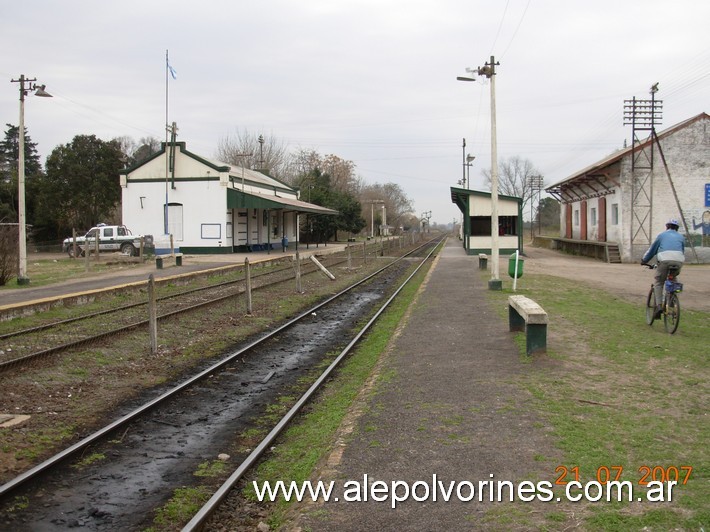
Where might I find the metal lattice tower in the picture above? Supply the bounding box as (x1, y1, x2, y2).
(623, 84, 663, 257)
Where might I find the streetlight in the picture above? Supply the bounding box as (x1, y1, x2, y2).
(465, 154, 475, 188)
(10, 75, 52, 285)
(458, 57, 500, 290)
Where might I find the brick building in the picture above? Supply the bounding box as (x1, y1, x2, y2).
(546, 113, 709, 263)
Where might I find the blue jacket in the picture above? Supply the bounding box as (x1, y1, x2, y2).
(642, 229, 685, 263)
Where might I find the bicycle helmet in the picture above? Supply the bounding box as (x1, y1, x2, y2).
(666, 218, 680, 229)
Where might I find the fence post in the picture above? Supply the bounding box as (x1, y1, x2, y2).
(347, 244, 352, 269)
(84, 236, 90, 272)
(245, 257, 252, 315)
(363, 241, 367, 265)
(295, 249, 302, 293)
(148, 274, 158, 354)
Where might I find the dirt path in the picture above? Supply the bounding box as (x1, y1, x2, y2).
(522, 246, 710, 312)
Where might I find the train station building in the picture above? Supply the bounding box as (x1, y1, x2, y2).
(546, 112, 709, 263)
(120, 142, 336, 254)
(450, 187, 524, 255)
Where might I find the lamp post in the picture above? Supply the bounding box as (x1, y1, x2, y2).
(10, 75, 52, 285)
(458, 57, 500, 289)
(465, 154, 475, 188)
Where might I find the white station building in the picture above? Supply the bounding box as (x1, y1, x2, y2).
(120, 142, 336, 254)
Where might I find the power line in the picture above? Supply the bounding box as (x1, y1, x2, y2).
(499, 0, 533, 60)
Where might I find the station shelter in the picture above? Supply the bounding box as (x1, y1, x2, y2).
(450, 187, 523, 255)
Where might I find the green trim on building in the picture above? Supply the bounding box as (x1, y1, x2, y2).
(124, 176, 219, 184)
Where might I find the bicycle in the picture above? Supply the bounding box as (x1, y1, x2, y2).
(644, 264, 683, 334)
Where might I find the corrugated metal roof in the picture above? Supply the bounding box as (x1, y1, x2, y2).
(546, 112, 709, 190)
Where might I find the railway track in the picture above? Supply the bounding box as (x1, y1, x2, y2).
(0, 236, 442, 530)
(0, 243, 382, 371)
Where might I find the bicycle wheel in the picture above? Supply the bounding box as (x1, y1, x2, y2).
(664, 292, 680, 334)
(645, 287, 657, 325)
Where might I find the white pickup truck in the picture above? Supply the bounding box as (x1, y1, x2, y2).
(63, 224, 151, 257)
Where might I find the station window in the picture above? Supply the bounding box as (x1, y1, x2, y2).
(498, 216, 518, 236)
(470, 216, 491, 236)
(591, 207, 597, 226)
(611, 204, 619, 225)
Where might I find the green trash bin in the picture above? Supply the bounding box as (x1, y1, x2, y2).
(508, 253, 524, 279)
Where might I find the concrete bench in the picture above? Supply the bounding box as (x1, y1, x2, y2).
(156, 253, 183, 269)
(508, 295, 548, 355)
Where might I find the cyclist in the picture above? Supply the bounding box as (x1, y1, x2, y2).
(641, 219, 685, 319)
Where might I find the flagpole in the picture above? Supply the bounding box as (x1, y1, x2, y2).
(164, 49, 170, 235)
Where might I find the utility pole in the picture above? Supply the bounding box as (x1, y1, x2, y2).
(478, 56, 501, 290)
(461, 138, 466, 185)
(10, 75, 52, 285)
(529, 175, 544, 239)
(258, 134, 265, 169)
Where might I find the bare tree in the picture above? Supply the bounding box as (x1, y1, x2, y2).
(283, 149, 362, 194)
(216, 130, 289, 179)
(360, 182, 414, 234)
(113, 135, 161, 167)
(481, 156, 542, 210)
(321, 154, 361, 194)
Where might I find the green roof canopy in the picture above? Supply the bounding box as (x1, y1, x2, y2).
(227, 189, 338, 215)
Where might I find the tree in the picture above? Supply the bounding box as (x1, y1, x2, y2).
(0, 224, 18, 285)
(359, 183, 414, 235)
(0, 124, 43, 224)
(537, 197, 560, 231)
(114, 135, 161, 167)
(39, 135, 125, 235)
(481, 156, 542, 211)
(331, 190, 366, 236)
(298, 168, 365, 243)
(131, 137, 161, 165)
(216, 130, 290, 179)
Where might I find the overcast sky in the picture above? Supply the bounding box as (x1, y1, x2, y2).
(2, 0, 708, 225)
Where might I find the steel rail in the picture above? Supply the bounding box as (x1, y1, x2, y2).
(0, 236, 441, 500)
(182, 236, 443, 531)
(0, 251, 349, 341)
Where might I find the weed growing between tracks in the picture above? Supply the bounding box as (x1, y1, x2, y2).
(485, 274, 709, 530)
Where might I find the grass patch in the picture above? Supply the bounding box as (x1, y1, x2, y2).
(15, 424, 76, 462)
(150, 486, 211, 528)
(194, 459, 228, 478)
(487, 274, 709, 529)
(72, 452, 106, 469)
(0, 256, 146, 290)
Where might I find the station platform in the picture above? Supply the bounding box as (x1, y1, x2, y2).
(295, 238, 560, 530)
